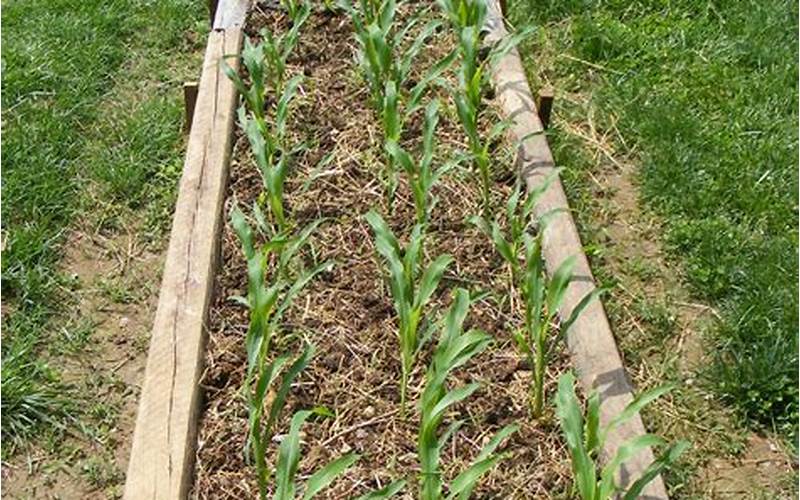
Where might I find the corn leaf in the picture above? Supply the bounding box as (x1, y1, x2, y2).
(556, 372, 596, 500)
(598, 434, 665, 499)
(600, 384, 675, 451)
(621, 440, 690, 500)
(354, 480, 407, 500)
(301, 453, 360, 499)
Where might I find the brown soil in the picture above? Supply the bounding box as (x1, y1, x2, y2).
(701, 435, 796, 498)
(2, 229, 164, 499)
(193, 5, 571, 499)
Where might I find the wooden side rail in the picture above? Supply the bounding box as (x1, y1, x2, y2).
(123, 1, 249, 498)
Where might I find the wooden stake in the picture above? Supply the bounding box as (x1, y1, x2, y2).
(536, 86, 554, 129)
(183, 81, 199, 133)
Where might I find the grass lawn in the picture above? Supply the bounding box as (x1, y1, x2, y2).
(509, 0, 798, 495)
(1, 0, 205, 484)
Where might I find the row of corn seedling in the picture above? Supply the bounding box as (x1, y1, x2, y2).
(224, 3, 400, 498)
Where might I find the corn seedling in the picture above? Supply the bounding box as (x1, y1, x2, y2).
(231, 207, 334, 497)
(342, 0, 447, 111)
(281, 0, 310, 25)
(234, 74, 304, 230)
(385, 99, 450, 224)
(438, 0, 491, 211)
(224, 15, 308, 121)
(470, 172, 599, 418)
(225, 31, 306, 230)
(381, 80, 402, 205)
(556, 372, 690, 500)
(469, 169, 562, 283)
(225, 36, 269, 126)
(342, 0, 454, 206)
(436, 0, 486, 29)
(225, 12, 309, 100)
(515, 229, 604, 418)
(418, 288, 519, 499)
(437, 0, 534, 214)
(365, 210, 453, 414)
(230, 206, 331, 381)
(272, 408, 358, 499)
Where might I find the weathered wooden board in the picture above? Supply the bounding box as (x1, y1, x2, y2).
(485, 1, 669, 498)
(123, 2, 248, 498)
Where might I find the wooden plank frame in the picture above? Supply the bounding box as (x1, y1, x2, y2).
(484, 1, 669, 498)
(123, 1, 250, 498)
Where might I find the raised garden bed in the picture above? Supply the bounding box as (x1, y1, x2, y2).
(125, 1, 673, 498)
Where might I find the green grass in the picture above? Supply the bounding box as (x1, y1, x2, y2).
(2, 0, 205, 451)
(509, 0, 798, 439)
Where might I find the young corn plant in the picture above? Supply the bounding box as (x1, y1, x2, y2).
(436, 0, 486, 29)
(225, 9, 309, 98)
(259, 20, 308, 97)
(381, 80, 403, 205)
(342, 0, 454, 206)
(231, 207, 334, 497)
(418, 288, 519, 499)
(231, 206, 331, 383)
(342, 0, 448, 112)
(234, 74, 304, 231)
(439, 0, 492, 211)
(281, 0, 310, 25)
(556, 372, 690, 500)
(469, 169, 562, 283)
(385, 99, 449, 225)
(515, 229, 604, 419)
(225, 36, 267, 127)
(248, 344, 314, 498)
(365, 210, 453, 415)
(438, 0, 534, 214)
(224, 14, 307, 124)
(471, 172, 598, 418)
(224, 26, 308, 230)
(272, 408, 358, 499)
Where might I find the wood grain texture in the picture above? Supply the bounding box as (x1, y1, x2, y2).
(484, 1, 669, 498)
(123, 2, 248, 497)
